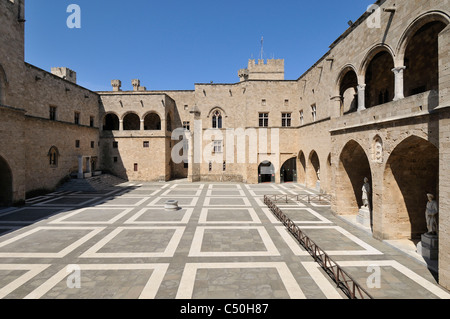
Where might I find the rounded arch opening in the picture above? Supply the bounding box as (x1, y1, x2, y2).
(336, 141, 372, 217)
(337, 66, 359, 115)
(258, 161, 275, 184)
(0, 155, 13, 207)
(383, 136, 438, 239)
(123, 113, 140, 131)
(403, 21, 447, 97)
(280, 157, 297, 183)
(144, 112, 161, 130)
(364, 50, 395, 108)
(103, 113, 120, 131)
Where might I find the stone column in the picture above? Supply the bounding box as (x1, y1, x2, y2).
(119, 120, 123, 131)
(357, 84, 366, 111)
(392, 66, 406, 101)
(77, 156, 84, 179)
(140, 119, 145, 131)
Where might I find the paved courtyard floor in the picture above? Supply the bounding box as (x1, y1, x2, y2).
(0, 179, 448, 300)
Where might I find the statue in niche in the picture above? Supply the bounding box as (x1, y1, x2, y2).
(373, 137, 383, 163)
(425, 193, 438, 235)
(362, 177, 371, 209)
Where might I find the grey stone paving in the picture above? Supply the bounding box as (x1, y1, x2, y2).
(0, 179, 448, 299)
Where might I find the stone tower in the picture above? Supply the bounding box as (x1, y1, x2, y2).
(238, 59, 285, 82)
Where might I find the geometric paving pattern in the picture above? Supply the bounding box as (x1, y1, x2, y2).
(0, 181, 449, 300)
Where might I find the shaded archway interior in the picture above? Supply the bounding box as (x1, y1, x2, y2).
(103, 113, 119, 131)
(340, 69, 359, 114)
(123, 113, 140, 131)
(383, 136, 439, 239)
(404, 21, 446, 97)
(281, 157, 297, 183)
(307, 151, 320, 189)
(258, 161, 275, 183)
(365, 51, 394, 108)
(337, 141, 372, 215)
(144, 113, 161, 130)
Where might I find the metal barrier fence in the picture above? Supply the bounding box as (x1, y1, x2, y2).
(264, 195, 373, 299)
(268, 194, 332, 204)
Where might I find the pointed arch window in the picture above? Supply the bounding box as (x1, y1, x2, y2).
(48, 146, 59, 167)
(212, 110, 223, 129)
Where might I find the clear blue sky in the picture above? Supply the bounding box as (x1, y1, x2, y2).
(24, 0, 375, 91)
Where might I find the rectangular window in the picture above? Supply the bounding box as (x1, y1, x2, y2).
(113, 141, 118, 148)
(74, 112, 80, 125)
(300, 110, 304, 125)
(223, 161, 226, 171)
(259, 113, 269, 127)
(90, 116, 95, 127)
(213, 140, 222, 154)
(113, 157, 118, 163)
(49, 106, 57, 121)
(75, 140, 80, 148)
(143, 141, 149, 148)
(184, 162, 189, 169)
(311, 104, 317, 122)
(184, 105, 189, 111)
(282, 113, 292, 127)
(261, 99, 266, 106)
(183, 121, 190, 131)
(134, 163, 138, 172)
(91, 141, 95, 149)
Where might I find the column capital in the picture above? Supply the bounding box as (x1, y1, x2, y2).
(357, 84, 367, 90)
(392, 66, 406, 73)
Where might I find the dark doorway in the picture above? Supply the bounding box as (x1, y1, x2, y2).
(281, 158, 297, 183)
(0, 156, 13, 207)
(258, 161, 275, 183)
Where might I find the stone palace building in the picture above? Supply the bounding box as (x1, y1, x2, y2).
(0, 0, 449, 289)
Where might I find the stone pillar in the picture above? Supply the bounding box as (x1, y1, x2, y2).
(392, 66, 406, 101)
(111, 80, 122, 92)
(119, 120, 123, 131)
(77, 156, 84, 179)
(140, 119, 145, 131)
(132, 79, 140, 91)
(357, 84, 366, 111)
(330, 96, 343, 118)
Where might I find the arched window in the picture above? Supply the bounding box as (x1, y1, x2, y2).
(144, 113, 161, 130)
(103, 113, 119, 131)
(123, 113, 140, 131)
(48, 146, 59, 167)
(212, 110, 222, 129)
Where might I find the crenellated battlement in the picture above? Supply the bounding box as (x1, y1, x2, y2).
(238, 59, 284, 82)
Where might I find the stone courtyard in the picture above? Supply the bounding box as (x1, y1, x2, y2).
(0, 178, 448, 300)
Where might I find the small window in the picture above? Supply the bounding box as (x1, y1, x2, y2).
(184, 162, 189, 169)
(74, 112, 80, 125)
(184, 105, 189, 111)
(143, 141, 149, 148)
(113, 141, 118, 148)
(213, 140, 222, 154)
(91, 141, 95, 149)
(259, 113, 269, 127)
(183, 121, 190, 131)
(261, 99, 267, 106)
(49, 106, 57, 121)
(75, 140, 80, 148)
(284, 99, 289, 106)
(223, 161, 226, 171)
(134, 163, 138, 172)
(209, 161, 212, 172)
(282, 113, 291, 127)
(113, 157, 118, 163)
(90, 116, 95, 127)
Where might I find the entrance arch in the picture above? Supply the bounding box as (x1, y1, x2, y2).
(383, 136, 438, 239)
(123, 113, 140, 131)
(258, 161, 275, 183)
(336, 141, 372, 217)
(0, 156, 13, 207)
(364, 50, 395, 108)
(280, 158, 297, 183)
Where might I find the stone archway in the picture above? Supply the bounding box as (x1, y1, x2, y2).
(280, 157, 297, 183)
(103, 113, 119, 131)
(123, 113, 140, 131)
(364, 50, 395, 108)
(336, 140, 372, 217)
(258, 161, 275, 184)
(0, 155, 13, 207)
(383, 136, 439, 239)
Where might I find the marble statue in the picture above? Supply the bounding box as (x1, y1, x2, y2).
(425, 193, 438, 235)
(362, 177, 371, 208)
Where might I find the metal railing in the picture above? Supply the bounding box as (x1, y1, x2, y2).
(268, 193, 332, 204)
(264, 195, 373, 299)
